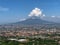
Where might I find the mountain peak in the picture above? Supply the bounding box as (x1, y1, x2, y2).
(28, 16, 41, 20)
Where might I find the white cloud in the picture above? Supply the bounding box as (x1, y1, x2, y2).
(20, 18, 26, 21)
(51, 16, 60, 18)
(42, 14, 45, 17)
(28, 8, 44, 17)
(51, 16, 55, 18)
(0, 6, 9, 11)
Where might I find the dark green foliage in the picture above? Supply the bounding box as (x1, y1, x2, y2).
(0, 36, 59, 45)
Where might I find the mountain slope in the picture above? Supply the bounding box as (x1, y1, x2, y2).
(15, 16, 57, 25)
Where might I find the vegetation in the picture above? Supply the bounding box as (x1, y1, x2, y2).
(0, 36, 60, 45)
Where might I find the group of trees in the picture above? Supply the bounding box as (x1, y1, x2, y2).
(0, 36, 59, 45)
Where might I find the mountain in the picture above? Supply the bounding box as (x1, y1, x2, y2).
(0, 16, 60, 30)
(15, 16, 56, 25)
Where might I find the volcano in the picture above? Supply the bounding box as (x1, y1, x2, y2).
(1, 16, 60, 30)
(15, 16, 56, 25)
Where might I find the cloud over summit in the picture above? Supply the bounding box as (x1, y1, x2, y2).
(28, 8, 45, 17)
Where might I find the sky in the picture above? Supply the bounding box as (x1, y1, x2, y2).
(0, 0, 60, 24)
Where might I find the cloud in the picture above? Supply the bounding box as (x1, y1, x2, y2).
(28, 8, 44, 17)
(51, 16, 55, 18)
(51, 16, 60, 18)
(0, 6, 9, 11)
(42, 14, 45, 17)
(20, 18, 26, 21)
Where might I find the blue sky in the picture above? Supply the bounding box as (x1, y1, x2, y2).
(0, 0, 60, 24)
